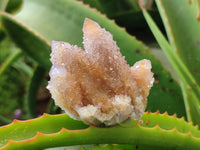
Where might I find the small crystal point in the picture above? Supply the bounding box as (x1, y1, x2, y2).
(83, 18, 100, 35)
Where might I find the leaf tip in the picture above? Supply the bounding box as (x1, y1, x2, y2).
(138, 0, 145, 11)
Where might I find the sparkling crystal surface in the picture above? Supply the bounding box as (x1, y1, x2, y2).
(47, 18, 154, 126)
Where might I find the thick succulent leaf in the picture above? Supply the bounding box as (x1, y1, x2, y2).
(0, 36, 32, 77)
(5, 0, 23, 13)
(82, 0, 140, 17)
(0, 0, 22, 13)
(180, 81, 200, 126)
(80, 144, 162, 150)
(26, 65, 46, 118)
(142, 8, 200, 125)
(0, 0, 8, 39)
(0, 113, 88, 148)
(0, 37, 23, 76)
(0, 112, 199, 149)
(111, 10, 163, 43)
(0, 115, 11, 125)
(0, 0, 9, 11)
(0, 12, 51, 69)
(112, 10, 161, 29)
(0, 29, 5, 41)
(155, 0, 200, 124)
(82, 0, 120, 16)
(0, 49, 22, 76)
(0, 0, 186, 116)
(46, 144, 155, 150)
(155, 0, 200, 86)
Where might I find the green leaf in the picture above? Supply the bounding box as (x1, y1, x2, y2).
(154, 0, 200, 125)
(142, 9, 200, 125)
(0, 0, 186, 116)
(0, 113, 88, 148)
(0, 12, 51, 69)
(82, 0, 140, 17)
(0, 29, 5, 41)
(111, 10, 163, 42)
(180, 81, 200, 125)
(5, 0, 23, 14)
(26, 65, 46, 118)
(0, 49, 22, 76)
(12, 59, 33, 76)
(0, 115, 11, 125)
(0, 0, 22, 13)
(0, 112, 200, 150)
(112, 10, 160, 28)
(0, 0, 9, 11)
(80, 144, 164, 150)
(156, 0, 200, 86)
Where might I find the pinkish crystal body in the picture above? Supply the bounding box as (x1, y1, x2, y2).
(47, 18, 154, 126)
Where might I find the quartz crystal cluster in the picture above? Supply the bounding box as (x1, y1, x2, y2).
(47, 18, 154, 126)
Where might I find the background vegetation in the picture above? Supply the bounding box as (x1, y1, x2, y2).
(0, 0, 200, 149)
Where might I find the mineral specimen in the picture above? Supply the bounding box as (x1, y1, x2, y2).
(47, 18, 154, 126)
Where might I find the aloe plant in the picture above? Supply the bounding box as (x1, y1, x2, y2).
(0, 0, 200, 149)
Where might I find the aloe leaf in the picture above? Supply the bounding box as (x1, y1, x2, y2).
(27, 65, 46, 118)
(0, 0, 22, 13)
(0, 113, 88, 148)
(142, 9, 200, 125)
(0, 112, 200, 150)
(0, 37, 25, 76)
(111, 10, 162, 37)
(80, 144, 164, 150)
(79, 144, 135, 150)
(0, 0, 22, 42)
(0, 0, 9, 11)
(47, 99, 61, 115)
(0, 0, 8, 37)
(155, 0, 200, 125)
(0, 12, 51, 69)
(0, 49, 22, 76)
(0, 29, 5, 41)
(82, 0, 118, 16)
(0, 0, 187, 116)
(155, 0, 200, 86)
(180, 81, 200, 125)
(82, 0, 140, 17)
(0, 115, 11, 125)
(5, 0, 23, 14)
(12, 59, 33, 76)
